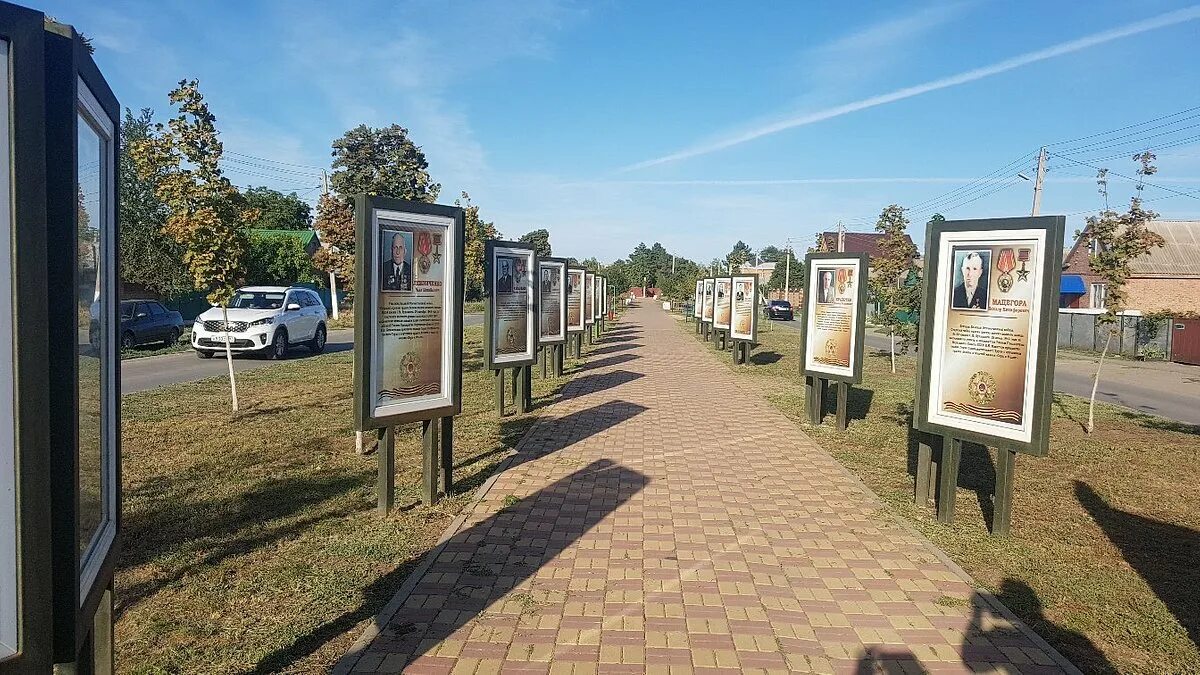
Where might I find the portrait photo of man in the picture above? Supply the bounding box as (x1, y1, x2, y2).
(381, 231, 413, 292)
(951, 249, 990, 310)
(541, 268, 553, 294)
(816, 268, 835, 304)
(497, 257, 514, 294)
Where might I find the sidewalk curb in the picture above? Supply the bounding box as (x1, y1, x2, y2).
(332, 341, 596, 674)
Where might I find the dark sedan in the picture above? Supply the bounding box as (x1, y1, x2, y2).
(765, 299, 794, 321)
(119, 300, 185, 349)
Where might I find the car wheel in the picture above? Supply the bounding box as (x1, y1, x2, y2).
(309, 323, 327, 354)
(166, 327, 180, 346)
(196, 349, 214, 359)
(271, 329, 289, 360)
(121, 331, 136, 350)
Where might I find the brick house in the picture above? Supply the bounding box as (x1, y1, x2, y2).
(814, 231, 918, 272)
(1060, 220, 1200, 313)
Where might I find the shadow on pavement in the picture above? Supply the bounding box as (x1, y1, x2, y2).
(992, 578, 1115, 674)
(255, 458, 648, 673)
(575, 353, 640, 372)
(587, 342, 641, 356)
(543, 370, 644, 406)
(1075, 481, 1199, 650)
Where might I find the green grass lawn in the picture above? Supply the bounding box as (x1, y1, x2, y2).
(117, 325, 581, 673)
(120, 328, 193, 360)
(684, 315, 1200, 675)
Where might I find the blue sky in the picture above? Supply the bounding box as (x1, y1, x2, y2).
(46, 0, 1200, 263)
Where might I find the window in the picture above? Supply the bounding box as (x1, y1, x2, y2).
(231, 291, 284, 310)
(1090, 283, 1108, 309)
(120, 302, 135, 320)
(302, 292, 318, 307)
(148, 302, 166, 316)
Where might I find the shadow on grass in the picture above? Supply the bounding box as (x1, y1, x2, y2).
(1114, 409, 1200, 435)
(992, 578, 1116, 674)
(1052, 393, 1089, 432)
(1076, 481, 1199, 650)
(748, 351, 782, 365)
(897, 401, 998, 531)
(255, 457, 649, 673)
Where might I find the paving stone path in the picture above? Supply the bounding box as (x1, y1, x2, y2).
(337, 305, 1077, 674)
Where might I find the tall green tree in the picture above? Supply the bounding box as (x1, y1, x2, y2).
(1080, 154, 1165, 433)
(245, 233, 320, 285)
(132, 79, 257, 411)
(118, 107, 191, 298)
(243, 186, 312, 230)
(457, 192, 499, 301)
(869, 204, 920, 373)
(727, 240, 754, 270)
(766, 250, 804, 292)
(757, 245, 785, 263)
(518, 228, 552, 257)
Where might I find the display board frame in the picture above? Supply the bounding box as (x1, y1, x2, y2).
(799, 253, 868, 385)
(0, 5, 51, 670)
(730, 274, 759, 342)
(701, 278, 715, 323)
(44, 22, 122, 661)
(538, 257, 568, 345)
(913, 216, 1064, 456)
(353, 196, 465, 431)
(485, 240, 538, 369)
(713, 276, 732, 331)
(591, 273, 602, 321)
(692, 279, 703, 318)
(600, 275, 607, 318)
(566, 267, 585, 333)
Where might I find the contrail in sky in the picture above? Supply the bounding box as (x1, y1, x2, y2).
(619, 5, 1200, 173)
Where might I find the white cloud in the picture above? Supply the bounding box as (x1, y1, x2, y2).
(620, 5, 1200, 172)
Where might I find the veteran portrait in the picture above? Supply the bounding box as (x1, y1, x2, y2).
(952, 250, 990, 310)
(381, 231, 413, 292)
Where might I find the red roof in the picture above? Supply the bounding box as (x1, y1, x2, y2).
(816, 232, 916, 260)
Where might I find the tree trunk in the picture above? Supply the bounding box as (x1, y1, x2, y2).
(1087, 329, 1113, 434)
(222, 304, 239, 412)
(890, 329, 896, 374)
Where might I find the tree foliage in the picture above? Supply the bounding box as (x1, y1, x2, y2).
(130, 79, 255, 306)
(119, 107, 191, 298)
(766, 250, 804, 291)
(869, 204, 921, 355)
(757, 245, 785, 263)
(457, 192, 499, 301)
(243, 186, 312, 230)
(726, 240, 754, 270)
(312, 194, 355, 286)
(245, 233, 320, 286)
(518, 229, 552, 258)
(329, 123, 440, 202)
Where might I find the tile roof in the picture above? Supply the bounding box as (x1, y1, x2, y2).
(816, 231, 916, 259)
(1131, 220, 1200, 277)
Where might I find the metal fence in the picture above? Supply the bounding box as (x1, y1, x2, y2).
(1056, 311, 1172, 360)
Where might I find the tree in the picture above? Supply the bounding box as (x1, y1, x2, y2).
(243, 186, 312, 230)
(766, 250, 804, 292)
(457, 192, 499, 301)
(869, 204, 920, 373)
(131, 79, 257, 412)
(329, 123, 440, 201)
(518, 229, 552, 258)
(758, 245, 785, 263)
(727, 240, 754, 270)
(245, 233, 320, 285)
(1080, 154, 1166, 433)
(312, 194, 355, 288)
(118, 108, 191, 298)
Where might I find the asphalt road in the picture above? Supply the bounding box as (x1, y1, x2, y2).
(121, 313, 484, 394)
(765, 317, 1200, 426)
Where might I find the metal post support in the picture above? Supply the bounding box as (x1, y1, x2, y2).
(509, 366, 518, 406)
(915, 434, 932, 507)
(440, 416, 454, 495)
(542, 347, 548, 378)
(835, 382, 849, 431)
(554, 344, 564, 376)
(495, 369, 505, 415)
(524, 364, 533, 410)
(993, 448, 1016, 536)
(936, 436, 962, 523)
(94, 583, 114, 675)
(805, 376, 820, 424)
(378, 425, 395, 514)
(516, 365, 528, 414)
(421, 419, 438, 505)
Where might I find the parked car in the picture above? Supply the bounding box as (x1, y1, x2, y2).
(765, 299, 794, 321)
(191, 286, 327, 359)
(118, 299, 185, 349)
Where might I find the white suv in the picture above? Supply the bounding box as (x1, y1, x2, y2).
(192, 286, 328, 359)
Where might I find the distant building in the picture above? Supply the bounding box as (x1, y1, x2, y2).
(738, 261, 775, 286)
(814, 231, 918, 271)
(628, 286, 661, 299)
(1060, 220, 1200, 313)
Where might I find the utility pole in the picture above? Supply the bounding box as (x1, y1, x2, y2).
(837, 220, 845, 253)
(1031, 146, 1047, 216)
(322, 170, 339, 320)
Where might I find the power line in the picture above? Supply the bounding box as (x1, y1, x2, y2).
(906, 151, 1036, 213)
(1047, 151, 1200, 203)
(1046, 105, 1200, 148)
(224, 150, 326, 171)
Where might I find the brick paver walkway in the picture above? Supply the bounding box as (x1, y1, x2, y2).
(337, 306, 1076, 674)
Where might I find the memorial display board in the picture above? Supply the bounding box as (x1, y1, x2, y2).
(730, 274, 758, 342)
(600, 276, 607, 318)
(713, 277, 732, 330)
(354, 197, 464, 430)
(593, 273, 603, 320)
(485, 241, 538, 369)
(538, 258, 567, 344)
(566, 267, 585, 333)
(692, 280, 703, 318)
(914, 216, 1063, 455)
(800, 253, 867, 384)
(584, 271, 595, 325)
(701, 278, 715, 323)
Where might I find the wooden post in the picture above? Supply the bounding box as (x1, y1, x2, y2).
(936, 436, 961, 523)
(525, 364, 533, 409)
(421, 419, 438, 505)
(516, 366, 528, 414)
(440, 416, 454, 495)
(554, 344, 564, 376)
(806, 375, 822, 424)
(915, 433, 933, 507)
(509, 366, 519, 407)
(495, 369, 504, 415)
(542, 346, 548, 378)
(835, 382, 849, 431)
(993, 448, 1016, 537)
(94, 583, 114, 675)
(378, 425, 395, 514)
